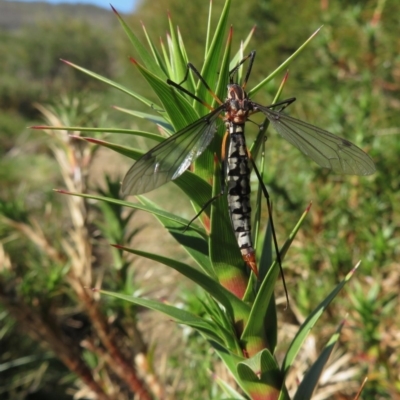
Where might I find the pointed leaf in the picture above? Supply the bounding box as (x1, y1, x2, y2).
(141, 22, 168, 76)
(199, 297, 241, 352)
(61, 59, 158, 109)
(132, 58, 198, 131)
(274, 202, 312, 267)
(258, 220, 278, 351)
(216, 376, 247, 399)
(136, 196, 212, 275)
(168, 17, 193, 93)
(160, 37, 172, 77)
(112, 107, 173, 132)
(32, 125, 165, 140)
(240, 260, 279, 356)
(101, 290, 223, 343)
(293, 322, 345, 400)
(282, 264, 359, 375)
(212, 340, 245, 383)
(249, 27, 322, 97)
(112, 6, 165, 78)
(204, 0, 212, 56)
(229, 26, 256, 70)
(195, 0, 231, 113)
(55, 190, 207, 238)
(115, 245, 251, 328)
(71, 135, 213, 211)
(194, 26, 232, 181)
(237, 350, 282, 400)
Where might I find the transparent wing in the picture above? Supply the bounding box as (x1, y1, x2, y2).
(121, 106, 224, 196)
(255, 103, 376, 176)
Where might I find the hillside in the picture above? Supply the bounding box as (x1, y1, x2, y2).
(0, 0, 122, 31)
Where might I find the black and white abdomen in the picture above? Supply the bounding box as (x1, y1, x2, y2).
(226, 123, 254, 256)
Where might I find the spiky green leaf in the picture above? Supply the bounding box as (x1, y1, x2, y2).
(282, 264, 359, 375)
(293, 322, 345, 400)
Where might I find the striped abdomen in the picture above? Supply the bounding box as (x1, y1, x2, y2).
(226, 123, 258, 276)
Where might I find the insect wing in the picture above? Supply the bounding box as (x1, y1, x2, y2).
(256, 104, 376, 176)
(121, 106, 224, 196)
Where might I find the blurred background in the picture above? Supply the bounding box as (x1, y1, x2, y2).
(0, 0, 399, 399)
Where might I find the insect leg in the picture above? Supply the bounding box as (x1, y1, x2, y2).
(167, 63, 223, 110)
(267, 97, 296, 112)
(249, 154, 289, 305)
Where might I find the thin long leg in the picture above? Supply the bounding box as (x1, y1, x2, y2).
(183, 191, 222, 232)
(246, 98, 297, 125)
(167, 76, 214, 111)
(167, 63, 223, 109)
(267, 97, 296, 112)
(249, 156, 289, 306)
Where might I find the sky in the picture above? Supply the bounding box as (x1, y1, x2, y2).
(12, 0, 138, 14)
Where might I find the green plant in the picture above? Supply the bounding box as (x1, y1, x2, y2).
(29, 1, 374, 398)
(0, 98, 157, 400)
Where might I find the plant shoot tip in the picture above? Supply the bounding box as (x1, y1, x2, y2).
(60, 58, 71, 65)
(353, 260, 362, 270)
(129, 57, 138, 65)
(283, 70, 290, 82)
(312, 26, 323, 37)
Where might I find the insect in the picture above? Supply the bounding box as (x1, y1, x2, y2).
(122, 51, 376, 277)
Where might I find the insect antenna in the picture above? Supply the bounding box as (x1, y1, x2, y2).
(228, 51, 256, 89)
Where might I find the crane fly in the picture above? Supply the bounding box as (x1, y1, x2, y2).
(122, 51, 376, 279)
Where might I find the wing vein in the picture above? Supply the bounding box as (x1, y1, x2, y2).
(255, 103, 376, 176)
(122, 105, 225, 195)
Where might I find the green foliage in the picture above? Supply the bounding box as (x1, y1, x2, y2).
(0, 19, 117, 117)
(31, 2, 379, 398)
(347, 279, 398, 398)
(0, 97, 153, 399)
(1, 0, 400, 398)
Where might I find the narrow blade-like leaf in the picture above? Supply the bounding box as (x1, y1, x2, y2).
(293, 321, 345, 400)
(282, 264, 359, 375)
